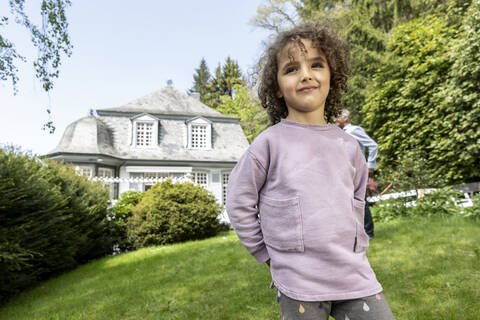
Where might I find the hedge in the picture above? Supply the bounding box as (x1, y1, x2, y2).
(0, 147, 112, 302)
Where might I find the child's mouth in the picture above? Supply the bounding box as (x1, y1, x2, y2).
(298, 86, 317, 93)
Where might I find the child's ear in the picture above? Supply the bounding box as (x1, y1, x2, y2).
(276, 90, 283, 98)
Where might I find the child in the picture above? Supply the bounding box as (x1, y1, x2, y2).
(226, 24, 394, 319)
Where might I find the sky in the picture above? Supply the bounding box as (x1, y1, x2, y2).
(0, 0, 273, 155)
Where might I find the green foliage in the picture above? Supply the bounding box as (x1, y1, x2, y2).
(219, 57, 244, 98)
(203, 64, 225, 109)
(375, 154, 446, 194)
(433, 0, 480, 183)
(190, 57, 244, 109)
(0, 147, 112, 302)
(188, 58, 211, 105)
(216, 84, 269, 142)
(1, 0, 72, 93)
(363, 7, 480, 184)
(335, 9, 388, 124)
(410, 187, 462, 217)
(108, 191, 144, 252)
(370, 197, 410, 222)
(371, 187, 463, 222)
(464, 194, 480, 221)
(127, 179, 221, 248)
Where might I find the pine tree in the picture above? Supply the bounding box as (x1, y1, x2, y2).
(202, 64, 223, 109)
(189, 58, 211, 104)
(219, 57, 244, 98)
(193, 57, 245, 109)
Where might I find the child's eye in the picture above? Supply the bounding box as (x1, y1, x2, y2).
(284, 66, 297, 74)
(312, 62, 324, 68)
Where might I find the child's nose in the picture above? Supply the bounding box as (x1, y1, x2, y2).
(300, 66, 313, 80)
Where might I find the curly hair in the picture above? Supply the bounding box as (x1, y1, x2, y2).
(257, 23, 350, 125)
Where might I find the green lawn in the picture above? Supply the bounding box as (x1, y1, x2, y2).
(1, 216, 479, 320)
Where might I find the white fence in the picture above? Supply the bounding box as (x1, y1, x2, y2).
(91, 176, 194, 184)
(367, 188, 475, 208)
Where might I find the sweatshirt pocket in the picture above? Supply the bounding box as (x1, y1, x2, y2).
(352, 199, 369, 253)
(259, 195, 304, 252)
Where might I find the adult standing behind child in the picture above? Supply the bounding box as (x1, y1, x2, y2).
(335, 109, 378, 239)
(226, 23, 394, 319)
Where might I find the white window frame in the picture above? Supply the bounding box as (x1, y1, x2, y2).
(186, 117, 212, 150)
(222, 172, 230, 205)
(98, 167, 115, 198)
(191, 124, 208, 149)
(75, 165, 94, 178)
(192, 171, 208, 188)
(98, 167, 114, 178)
(131, 114, 159, 148)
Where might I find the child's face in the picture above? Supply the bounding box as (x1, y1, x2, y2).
(276, 38, 331, 121)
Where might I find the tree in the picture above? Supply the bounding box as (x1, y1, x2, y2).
(431, 0, 480, 183)
(1, 0, 72, 93)
(191, 57, 245, 109)
(202, 63, 223, 109)
(188, 58, 211, 105)
(363, 5, 480, 185)
(216, 84, 269, 142)
(250, 0, 300, 32)
(1, 0, 73, 133)
(218, 56, 244, 98)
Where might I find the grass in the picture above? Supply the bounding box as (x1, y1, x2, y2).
(1, 216, 479, 320)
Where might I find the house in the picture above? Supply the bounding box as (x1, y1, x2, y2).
(45, 85, 249, 211)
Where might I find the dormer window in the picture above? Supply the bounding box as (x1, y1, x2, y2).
(136, 122, 153, 146)
(191, 125, 207, 148)
(186, 116, 212, 150)
(131, 114, 159, 148)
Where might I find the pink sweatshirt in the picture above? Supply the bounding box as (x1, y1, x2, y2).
(226, 119, 382, 301)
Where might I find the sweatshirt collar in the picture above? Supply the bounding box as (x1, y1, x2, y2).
(280, 118, 336, 131)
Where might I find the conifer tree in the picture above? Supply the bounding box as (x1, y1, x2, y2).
(189, 58, 211, 105)
(191, 57, 245, 109)
(202, 64, 223, 109)
(219, 57, 244, 98)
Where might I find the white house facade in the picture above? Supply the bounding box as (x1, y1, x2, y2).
(45, 86, 249, 213)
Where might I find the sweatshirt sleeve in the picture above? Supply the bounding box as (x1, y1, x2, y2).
(352, 143, 368, 203)
(226, 150, 270, 264)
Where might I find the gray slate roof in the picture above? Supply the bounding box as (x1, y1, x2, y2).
(46, 86, 249, 163)
(48, 116, 117, 156)
(96, 85, 233, 119)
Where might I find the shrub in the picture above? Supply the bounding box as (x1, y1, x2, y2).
(371, 197, 410, 222)
(108, 191, 144, 251)
(464, 194, 480, 221)
(371, 187, 463, 222)
(0, 147, 112, 302)
(410, 187, 462, 217)
(127, 179, 221, 248)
